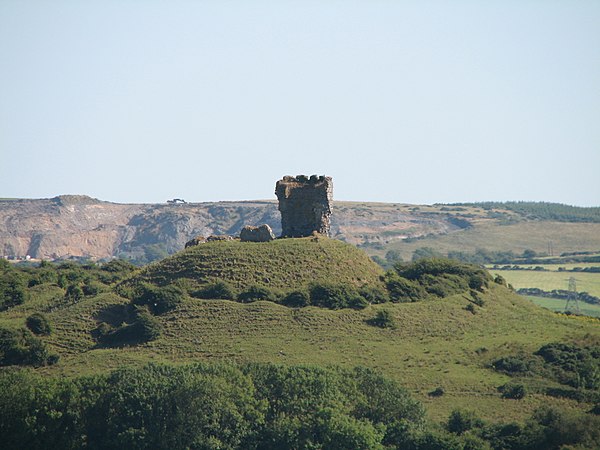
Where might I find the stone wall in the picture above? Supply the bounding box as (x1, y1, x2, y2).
(275, 175, 333, 237)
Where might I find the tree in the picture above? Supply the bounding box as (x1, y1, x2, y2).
(0, 273, 27, 310)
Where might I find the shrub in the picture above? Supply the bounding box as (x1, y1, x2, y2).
(132, 284, 183, 315)
(151, 286, 184, 315)
(500, 383, 527, 399)
(65, 284, 83, 302)
(494, 275, 507, 286)
(82, 281, 104, 296)
(384, 272, 427, 302)
(237, 285, 278, 303)
(359, 285, 389, 304)
(309, 283, 361, 309)
(447, 409, 484, 434)
(281, 290, 310, 308)
(428, 387, 445, 397)
(135, 307, 162, 341)
(194, 281, 237, 300)
(0, 274, 28, 310)
(420, 273, 469, 297)
(465, 303, 476, 314)
(493, 356, 533, 375)
(535, 342, 600, 389)
(97, 307, 161, 346)
(0, 326, 55, 367)
(25, 313, 52, 336)
(394, 258, 490, 292)
(369, 310, 396, 329)
(347, 294, 369, 309)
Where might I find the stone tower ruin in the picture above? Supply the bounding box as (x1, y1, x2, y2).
(275, 175, 333, 237)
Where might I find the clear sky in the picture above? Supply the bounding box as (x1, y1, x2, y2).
(1, 1, 599, 206)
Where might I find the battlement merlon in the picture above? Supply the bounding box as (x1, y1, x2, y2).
(275, 175, 333, 238)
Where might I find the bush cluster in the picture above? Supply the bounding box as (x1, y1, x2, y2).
(25, 313, 52, 336)
(96, 306, 161, 347)
(0, 326, 57, 367)
(0, 263, 28, 310)
(0, 362, 427, 450)
(385, 258, 490, 303)
(445, 406, 600, 449)
(492, 342, 600, 401)
(131, 283, 184, 315)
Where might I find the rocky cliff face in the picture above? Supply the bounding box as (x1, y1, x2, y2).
(0, 195, 463, 261)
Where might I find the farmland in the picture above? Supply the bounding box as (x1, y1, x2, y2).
(489, 265, 600, 298)
(523, 295, 600, 318)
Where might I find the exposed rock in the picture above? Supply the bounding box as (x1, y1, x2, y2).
(186, 234, 235, 248)
(275, 175, 333, 238)
(0, 196, 474, 260)
(206, 235, 234, 242)
(240, 224, 275, 242)
(185, 236, 207, 248)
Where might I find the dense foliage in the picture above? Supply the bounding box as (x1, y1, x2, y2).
(0, 326, 57, 367)
(1, 362, 598, 449)
(25, 313, 52, 335)
(0, 362, 426, 450)
(0, 260, 28, 310)
(385, 258, 490, 302)
(492, 342, 600, 402)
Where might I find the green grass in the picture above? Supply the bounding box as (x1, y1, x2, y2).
(378, 221, 600, 262)
(1, 283, 592, 424)
(523, 295, 600, 318)
(2, 240, 599, 427)
(133, 236, 385, 291)
(490, 268, 600, 298)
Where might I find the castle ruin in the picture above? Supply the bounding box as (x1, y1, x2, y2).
(275, 175, 333, 237)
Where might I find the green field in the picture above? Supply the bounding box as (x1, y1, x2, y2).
(2, 245, 599, 425)
(490, 267, 600, 298)
(3, 286, 593, 424)
(524, 295, 600, 318)
(378, 221, 600, 262)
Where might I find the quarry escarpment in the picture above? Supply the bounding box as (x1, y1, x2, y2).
(0, 195, 462, 261)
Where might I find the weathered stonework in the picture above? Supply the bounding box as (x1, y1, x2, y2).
(185, 234, 234, 248)
(240, 224, 275, 242)
(185, 236, 207, 248)
(275, 175, 333, 238)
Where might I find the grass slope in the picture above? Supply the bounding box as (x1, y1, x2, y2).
(9, 284, 594, 424)
(133, 236, 385, 291)
(2, 240, 599, 427)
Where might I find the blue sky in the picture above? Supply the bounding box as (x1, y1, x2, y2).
(1, 1, 599, 205)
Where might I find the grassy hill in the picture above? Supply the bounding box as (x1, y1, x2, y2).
(1, 240, 598, 428)
(132, 237, 385, 291)
(8, 284, 596, 425)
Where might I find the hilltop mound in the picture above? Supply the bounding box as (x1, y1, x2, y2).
(131, 236, 385, 291)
